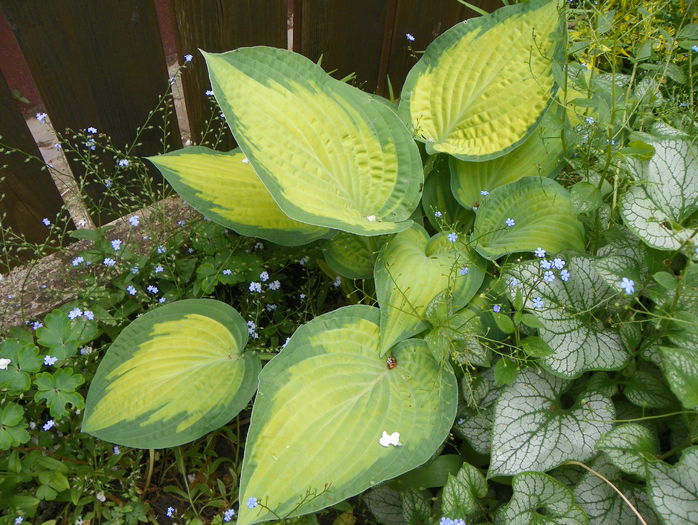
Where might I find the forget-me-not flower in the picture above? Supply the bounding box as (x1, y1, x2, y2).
(620, 277, 635, 295)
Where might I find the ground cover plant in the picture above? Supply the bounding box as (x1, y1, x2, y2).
(1, 0, 698, 523)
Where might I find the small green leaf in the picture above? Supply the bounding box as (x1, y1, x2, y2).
(520, 336, 554, 358)
(489, 368, 614, 477)
(570, 182, 603, 214)
(0, 339, 42, 392)
(492, 312, 515, 334)
(595, 424, 659, 479)
(494, 358, 517, 386)
(472, 177, 585, 260)
(521, 314, 545, 329)
(34, 368, 85, 419)
(652, 271, 678, 290)
(36, 310, 99, 360)
(647, 447, 698, 525)
(496, 471, 589, 524)
(0, 403, 30, 450)
(624, 364, 677, 409)
(441, 462, 488, 518)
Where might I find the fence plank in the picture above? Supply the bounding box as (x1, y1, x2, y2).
(171, 0, 288, 147)
(1, 0, 180, 224)
(384, 0, 503, 95)
(300, 0, 389, 92)
(0, 72, 68, 268)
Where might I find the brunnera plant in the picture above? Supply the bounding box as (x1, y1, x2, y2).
(80, 1, 698, 524)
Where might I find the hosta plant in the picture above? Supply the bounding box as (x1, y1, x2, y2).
(82, 1, 698, 524)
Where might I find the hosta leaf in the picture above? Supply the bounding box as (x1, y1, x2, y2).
(204, 47, 423, 236)
(421, 155, 473, 231)
(489, 368, 614, 477)
(441, 462, 488, 518)
(495, 472, 589, 525)
(237, 306, 457, 525)
(504, 257, 628, 378)
(147, 147, 330, 246)
(647, 447, 698, 525)
(399, 0, 562, 160)
(323, 233, 388, 280)
(595, 424, 660, 479)
(620, 136, 698, 251)
(450, 104, 565, 209)
(375, 225, 486, 354)
(83, 299, 259, 448)
(573, 454, 660, 525)
(472, 177, 585, 260)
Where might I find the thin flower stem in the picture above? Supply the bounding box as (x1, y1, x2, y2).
(565, 461, 648, 525)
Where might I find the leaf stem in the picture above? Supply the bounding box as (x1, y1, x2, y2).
(564, 460, 648, 525)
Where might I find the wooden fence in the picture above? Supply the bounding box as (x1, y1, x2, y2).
(0, 0, 500, 272)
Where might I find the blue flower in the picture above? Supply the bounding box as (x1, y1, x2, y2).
(103, 257, 116, 267)
(223, 509, 235, 522)
(552, 258, 565, 270)
(83, 310, 94, 320)
(156, 245, 166, 254)
(42, 218, 51, 226)
(246, 497, 258, 509)
(68, 308, 82, 320)
(126, 285, 137, 296)
(71, 256, 84, 266)
(128, 215, 140, 227)
(692, 45, 698, 52)
(532, 297, 544, 309)
(620, 277, 635, 295)
(158, 297, 167, 303)
(44, 355, 58, 366)
(222, 269, 232, 275)
(118, 159, 129, 167)
(505, 218, 515, 227)
(331, 277, 341, 288)
(543, 270, 555, 282)
(111, 239, 122, 251)
(586, 116, 595, 125)
(205, 89, 214, 96)
(146, 285, 159, 294)
(166, 507, 175, 518)
(492, 304, 501, 313)
(42, 419, 55, 431)
(405, 33, 415, 42)
(36, 112, 48, 122)
(113, 446, 120, 455)
(507, 277, 520, 288)
(249, 282, 262, 293)
(154, 265, 164, 274)
(540, 259, 552, 270)
(560, 269, 570, 282)
(448, 232, 458, 243)
(104, 178, 113, 188)
(459, 267, 469, 276)
(434, 210, 443, 218)
(86, 126, 98, 134)
(534, 247, 546, 258)
(259, 271, 269, 282)
(131, 266, 139, 274)
(480, 190, 489, 196)
(184, 54, 193, 62)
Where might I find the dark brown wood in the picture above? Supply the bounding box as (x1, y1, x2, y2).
(2, 0, 180, 224)
(171, 0, 288, 147)
(300, 0, 389, 92)
(0, 72, 69, 270)
(385, 0, 503, 95)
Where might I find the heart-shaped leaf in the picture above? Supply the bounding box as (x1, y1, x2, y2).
(323, 233, 388, 280)
(503, 256, 628, 378)
(647, 447, 698, 525)
(237, 305, 457, 525)
(204, 47, 423, 236)
(573, 454, 659, 525)
(441, 462, 488, 518)
(450, 104, 565, 209)
(489, 368, 614, 477)
(0, 339, 42, 393)
(399, 0, 563, 160)
(472, 177, 585, 260)
(620, 135, 698, 251)
(375, 225, 486, 354)
(83, 299, 259, 448)
(595, 424, 659, 479)
(495, 472, 589, 525)
(660, 344, 698, 410)
(454, 368, 502, 455)
(147, 147, 331, 246)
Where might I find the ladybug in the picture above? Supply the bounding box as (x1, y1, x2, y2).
(386, 356, 397, 369)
